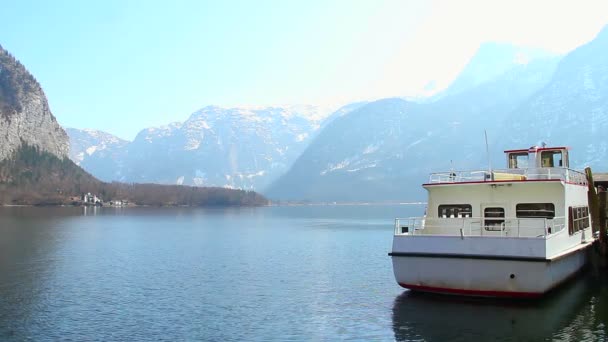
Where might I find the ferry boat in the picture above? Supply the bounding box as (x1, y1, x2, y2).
(389, 145, 597, 298)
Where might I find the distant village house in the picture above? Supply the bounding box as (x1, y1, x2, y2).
(82, 192, 102, 206)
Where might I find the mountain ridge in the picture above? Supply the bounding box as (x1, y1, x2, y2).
(265, 45, 562, 201)
(67, 103, 362, 190)
(0, 46, 268, 207)
(498, 24, 608, 169)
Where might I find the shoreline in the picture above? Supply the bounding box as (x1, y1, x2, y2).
(1, 202, 427, 208)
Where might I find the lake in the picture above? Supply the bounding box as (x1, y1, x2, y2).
(0, 205, 606, 341)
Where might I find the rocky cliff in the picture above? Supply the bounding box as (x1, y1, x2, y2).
(0, 44, 69, 161)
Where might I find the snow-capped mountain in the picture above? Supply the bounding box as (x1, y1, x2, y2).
(125, 105, 336, 189)
(67, 104, 354, 190)
(265, 44, 562, 201)
(69, 23, 608, 203)
(66, 128, 129, 182)
(67, 128, 128, 165)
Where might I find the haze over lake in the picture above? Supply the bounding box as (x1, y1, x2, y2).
(0, 205, 606, 341)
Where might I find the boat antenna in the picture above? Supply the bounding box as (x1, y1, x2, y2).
(485, 130, 493, 181)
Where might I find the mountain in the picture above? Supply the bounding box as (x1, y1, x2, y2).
(67, 104, 365, 190)
(124, 105, 329, 189)
(67, 128, 128, 165)
(317, 101, 369, 127)
(0, 44, 69, 161)
(0, 45, 267, 206)
(265, 46, 561, 202)
(439, 42, 556, 98)
(266, 98, 426, 201)
(499, 25, 608, 169)
(66, 128, 128, 182)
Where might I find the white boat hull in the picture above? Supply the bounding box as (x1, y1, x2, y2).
(390, 146, 596, 298)
(390, 243, 592, 298)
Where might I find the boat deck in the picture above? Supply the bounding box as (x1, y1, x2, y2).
(425, 167, 587, 186)
(394, 216, 565, 238)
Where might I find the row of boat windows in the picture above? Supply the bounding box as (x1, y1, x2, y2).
(437, 204, 555, 219)
(438, 204, 589, 236)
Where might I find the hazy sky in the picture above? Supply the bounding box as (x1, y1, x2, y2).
(2, 0, 608, 140)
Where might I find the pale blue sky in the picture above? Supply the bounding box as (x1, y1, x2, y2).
(2, 0, 607, 140)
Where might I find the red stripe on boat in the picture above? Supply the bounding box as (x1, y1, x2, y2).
(399, 283, 542, 298)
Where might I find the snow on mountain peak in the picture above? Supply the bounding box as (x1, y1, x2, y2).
(190, 104, 340, 124)
(67, 101, 364, 191)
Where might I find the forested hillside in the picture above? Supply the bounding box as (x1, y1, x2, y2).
(0, 144, 268, 206)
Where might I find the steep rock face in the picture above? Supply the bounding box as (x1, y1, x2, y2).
(66, 128, 128, 182)
(499, 25, 608, 168)
(0, 45, 69, 161)
(266, 48, 560, 201)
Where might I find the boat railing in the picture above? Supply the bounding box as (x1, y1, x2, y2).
(428, 168, 587, 185)
(394, 216, 566, 239)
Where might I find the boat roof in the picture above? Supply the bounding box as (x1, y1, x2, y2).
(504, 146, 570, 154)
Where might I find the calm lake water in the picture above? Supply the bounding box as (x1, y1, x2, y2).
(0, 205, 606, 341)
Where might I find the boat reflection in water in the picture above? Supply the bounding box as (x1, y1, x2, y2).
(391, 272, 608, 341)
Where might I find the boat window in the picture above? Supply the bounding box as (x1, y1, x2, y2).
(516, 203, 555, 218)
(484, 207, 505, 231)
(508, 153, 529, 169)
(438, 204, 472, 218)
(541, 150, 563, 168)
(568, 206, 590, 235)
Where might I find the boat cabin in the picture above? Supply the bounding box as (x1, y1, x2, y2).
(401, 145, 590, 239)
(505, 146, 569, 169)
